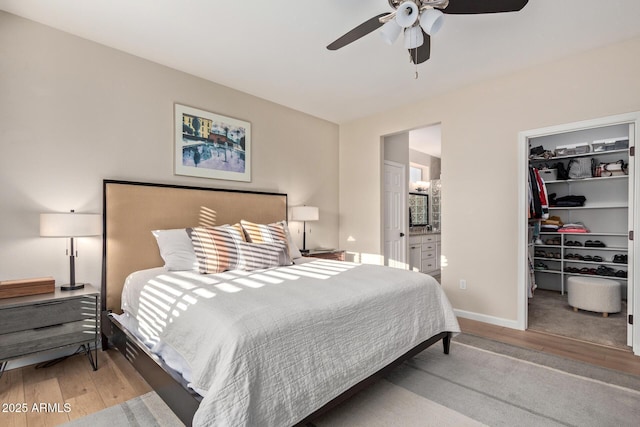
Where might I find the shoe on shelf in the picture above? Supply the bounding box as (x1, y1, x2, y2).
(535, 262, 548, 270)
(612, 254, 627, 264)
(585, 240, 606, 247)
(596, 265, 615, 276)
(615, 270, 627, 278)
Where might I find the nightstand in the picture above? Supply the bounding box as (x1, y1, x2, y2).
(303, 249, 346, 261)
(0, 284, 99, 376)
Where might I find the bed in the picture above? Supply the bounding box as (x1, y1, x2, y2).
(100, 179, 460, 426)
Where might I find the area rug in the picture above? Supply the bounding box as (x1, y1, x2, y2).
(62, 390, 183, 427)
(528, 289, 627, 349)
(314, 337, 640, 427)
(64, 335, 640, 427)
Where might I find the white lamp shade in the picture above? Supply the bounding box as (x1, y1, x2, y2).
(395, 1, 419, 28)
(40, 212, 102, 237)
(291, 206, 319, 222)
(419, 8, 444, 35)
(404, 25, 424, 49)
(379, 20, 402, 45)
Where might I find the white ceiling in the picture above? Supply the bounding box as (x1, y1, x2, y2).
(2, 1, 640, 124)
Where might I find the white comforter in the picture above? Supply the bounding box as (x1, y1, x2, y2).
(120, 259, 460, 426)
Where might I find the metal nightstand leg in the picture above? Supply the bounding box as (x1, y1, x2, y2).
(82, 344, 98, 371)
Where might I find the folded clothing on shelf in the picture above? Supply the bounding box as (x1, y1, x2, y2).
(549, 194, 586, 207)
(558, 222, 590, 233)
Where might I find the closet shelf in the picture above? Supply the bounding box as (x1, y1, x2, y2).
(529, 148, 628, 162)
(539, 232, 627, 236)
(544, 175, 628, 184)
(549, 203, 628, 210)
(535, 245, 628, 252)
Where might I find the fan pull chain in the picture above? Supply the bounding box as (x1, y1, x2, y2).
(414, 38, 419, 79)
(413, 26, 419, 79)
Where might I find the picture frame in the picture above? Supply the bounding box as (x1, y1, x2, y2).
(174, 103, 251, 182)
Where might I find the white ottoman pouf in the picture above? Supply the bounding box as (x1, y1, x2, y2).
(567, 276, 621, 317)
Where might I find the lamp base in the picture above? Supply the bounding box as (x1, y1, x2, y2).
(61, 283, 85, 291)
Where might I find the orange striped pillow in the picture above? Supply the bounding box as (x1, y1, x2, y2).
(187, 224, 246, 274)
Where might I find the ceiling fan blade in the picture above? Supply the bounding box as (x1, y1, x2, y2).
(409, 32, 430, 64)
(327, 13, 390, 50)
(441, 0, 529, 14)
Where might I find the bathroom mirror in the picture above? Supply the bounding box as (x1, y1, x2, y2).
(409, 192, 429, 226)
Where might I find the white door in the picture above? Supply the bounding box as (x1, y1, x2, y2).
(628, 122, 636, 348)
(384, 161, 407, 268)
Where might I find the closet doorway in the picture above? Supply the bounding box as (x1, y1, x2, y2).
(518, 112, 640, 355)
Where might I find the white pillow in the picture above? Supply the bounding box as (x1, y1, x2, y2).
(281, 220, 303, 259)
(151, 228, 198, 271)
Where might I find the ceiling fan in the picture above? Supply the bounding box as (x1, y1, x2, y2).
(327, 0, 529, 65)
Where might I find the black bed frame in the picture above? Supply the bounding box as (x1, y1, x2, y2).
(102, 314, 450, 426)
(100, 179, 453, 426)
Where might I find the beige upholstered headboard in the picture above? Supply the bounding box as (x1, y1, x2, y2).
(102, 180, 287, 314)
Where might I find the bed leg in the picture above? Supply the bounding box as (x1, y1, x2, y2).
(442, 332, 452, 354)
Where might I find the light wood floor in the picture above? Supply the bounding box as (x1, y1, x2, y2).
(2, 321, 639, 426)
(459, 317, 640, 376)
(0, 349, 152, 427)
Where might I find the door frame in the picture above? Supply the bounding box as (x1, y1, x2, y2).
(517, 111, 640, 355)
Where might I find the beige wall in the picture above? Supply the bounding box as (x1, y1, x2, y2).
(340, 36, 640, 322)
(0, 12, 339, 289)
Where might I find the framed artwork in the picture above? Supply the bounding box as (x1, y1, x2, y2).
(174, 104, 251, 182)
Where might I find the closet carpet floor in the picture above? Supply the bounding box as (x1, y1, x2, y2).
(528, 288, 627, 349)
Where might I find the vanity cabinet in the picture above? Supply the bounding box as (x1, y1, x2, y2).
(409, 233, 440, 275)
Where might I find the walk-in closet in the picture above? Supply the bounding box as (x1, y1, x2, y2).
(522, 113, 639, 352)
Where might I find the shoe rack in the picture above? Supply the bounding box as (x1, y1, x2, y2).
(529, 123, 631, 297)
(533, 233, 628, 294)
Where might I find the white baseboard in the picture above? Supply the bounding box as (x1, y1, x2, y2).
(454, 309, 523, 330)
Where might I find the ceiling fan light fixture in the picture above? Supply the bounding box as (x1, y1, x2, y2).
(419, 8, 444, 35)
(403, 25, 423, 49)
(395, 1, 419, 28)
(379, 20, 402, 45)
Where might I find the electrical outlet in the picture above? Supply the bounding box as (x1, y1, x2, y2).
(459, 279, 467, 290)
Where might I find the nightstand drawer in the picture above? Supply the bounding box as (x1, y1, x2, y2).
(0, 319, 97, 359)
(0, 296, 96, 335)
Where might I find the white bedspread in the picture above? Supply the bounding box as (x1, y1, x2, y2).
(120, 259, 460, 427)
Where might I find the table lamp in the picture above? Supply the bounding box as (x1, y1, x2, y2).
(291, 206, 319, 253)
(40, 210, 102, 291)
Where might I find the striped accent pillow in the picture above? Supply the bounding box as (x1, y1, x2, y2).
(237, 240, 292, 270)
(187, 224, 246, 274)
(240, 219, 301, 259)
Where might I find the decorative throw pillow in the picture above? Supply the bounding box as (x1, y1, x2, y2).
(187, 224, 246, 274)
(236, 240, 292, 271)
(151, 228, 198, 271)
(240, 219, 302, 259)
